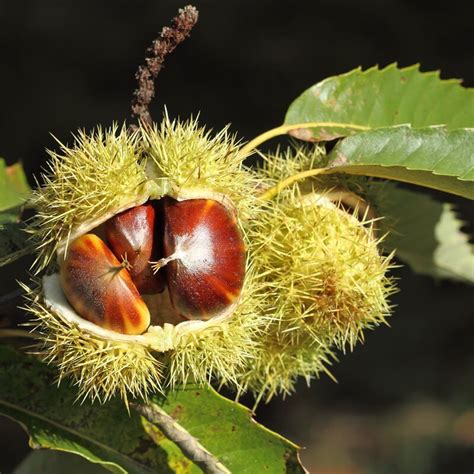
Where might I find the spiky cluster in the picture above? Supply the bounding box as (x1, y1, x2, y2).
(255, 197, 393, 347)
(27, 117, 266, 402)
(27, 118, 395, 404)
(141, 114, 260, 220)
(30, 125, 148, 272)
(23, 282, 163, 404)
(235, 148, 396, 401)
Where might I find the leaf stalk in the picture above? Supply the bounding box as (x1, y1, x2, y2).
(240, 121, 369, 156)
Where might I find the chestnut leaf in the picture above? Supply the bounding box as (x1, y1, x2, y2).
(0, 345, 305, 474)
(285, 64, 474, 141)
(372, 183, 474, 284)
(142, 387, 305, 474)
(0, 159, 30, 220)
(0, 159, 32, 267)
(325, 126, 474, 199)
(284, 64, 474, 199)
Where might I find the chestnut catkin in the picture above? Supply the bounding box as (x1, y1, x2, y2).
(60, 233, 151, 335)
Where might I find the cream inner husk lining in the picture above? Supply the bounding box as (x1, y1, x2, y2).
(42, 273, 238, 352)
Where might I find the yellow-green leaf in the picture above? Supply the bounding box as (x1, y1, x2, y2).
(285, 64, 474, 141)
(0, 159, 30, 217)
(326, 126, 474, 199)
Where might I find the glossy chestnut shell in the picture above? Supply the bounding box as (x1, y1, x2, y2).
(105, 203, 164, 294)
(60, 233, 151, 335)
(163, 198, 246, 320)
(59, 196, 246, 334)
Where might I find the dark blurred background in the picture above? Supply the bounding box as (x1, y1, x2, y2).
(0, 1, 473, 472)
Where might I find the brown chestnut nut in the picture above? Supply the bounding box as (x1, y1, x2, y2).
(161, 198, 246, 320)
(105, 203, 164, 294)
(60, 233, 151, 335)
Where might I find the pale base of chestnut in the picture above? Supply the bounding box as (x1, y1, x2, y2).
(42, 274, 239, 352)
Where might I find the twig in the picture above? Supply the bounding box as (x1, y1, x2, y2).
(131, 5, 199, 126)
(132, 402, 230, 474)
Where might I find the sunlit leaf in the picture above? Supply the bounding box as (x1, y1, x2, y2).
(326, 126, 474, 199)
(285, 64, 474, 141)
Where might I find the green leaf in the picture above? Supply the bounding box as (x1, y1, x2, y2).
(15, 450, 108, 474)
(0, 159, 32, 266)
(0, 159, 31, 215)
(285, 64, 474, 141)
(0, 345, 200, 474)
(434, 204, 474, 283)
(325, 126, 474, 199)
(0, 345, 305, 474)
(147, 386, 305, 473)
(373, 183, 474, 283)
(281, 65, 474, 198)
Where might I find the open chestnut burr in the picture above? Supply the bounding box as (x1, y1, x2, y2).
(60, 198, 246, 335)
